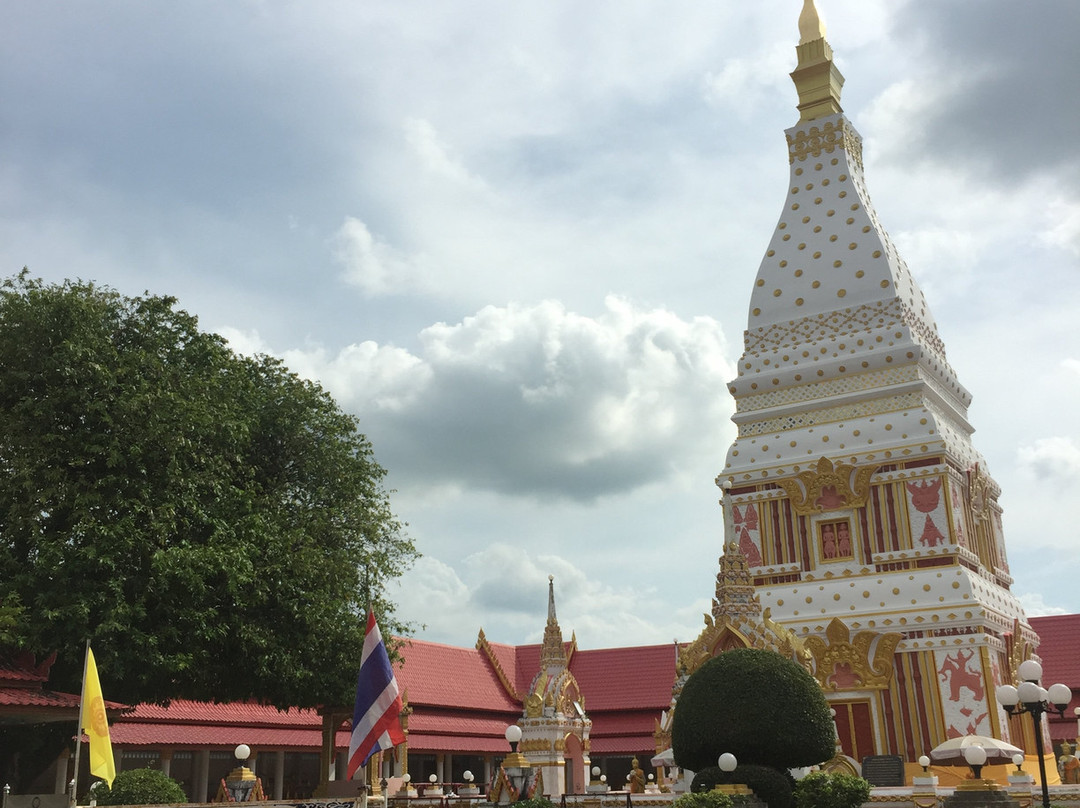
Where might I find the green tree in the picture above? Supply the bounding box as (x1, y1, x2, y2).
(0, 592, 22, 645)
(0, 271, 418, 708)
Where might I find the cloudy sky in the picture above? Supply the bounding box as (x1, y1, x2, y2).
(3, 1, 1078, 650)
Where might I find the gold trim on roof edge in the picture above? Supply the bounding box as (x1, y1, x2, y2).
(476, 628, 523, 703)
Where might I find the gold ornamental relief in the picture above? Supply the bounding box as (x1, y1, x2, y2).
(520, 738, 553, 753)
(967, 462, 995, 527)
(525, 692, 543, 718)
(1006, 618, 1037, 686)
(676, 617, 756, 680)
(557, 677, 586, 718)
(776, 456, 878, 515)
(804, 617, 901, 691)
(763, 607, 813, 671)
(787, 119, 863, 171)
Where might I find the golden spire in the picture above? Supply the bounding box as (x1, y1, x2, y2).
(539, 575, 568, 668)
(790, 0, 844, 122)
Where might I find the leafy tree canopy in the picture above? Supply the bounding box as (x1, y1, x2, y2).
(671, 647, 835, 772)
(0, 271, 418, 708)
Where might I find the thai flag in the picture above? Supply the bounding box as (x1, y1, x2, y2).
(346, 610, 405, 779)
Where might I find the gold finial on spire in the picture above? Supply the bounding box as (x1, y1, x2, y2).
(798, 0, 827, 44)
(790, 0, 845, 122)
(547, 574, 557, 622)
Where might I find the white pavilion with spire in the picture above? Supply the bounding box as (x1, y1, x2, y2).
(516, 576, 591, 798)
(690, 0, 1042, 764)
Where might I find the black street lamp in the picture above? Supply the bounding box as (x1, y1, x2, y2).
(995, 659, 1072, 808)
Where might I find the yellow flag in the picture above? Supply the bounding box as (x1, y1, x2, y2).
(82, 647, 116, 786)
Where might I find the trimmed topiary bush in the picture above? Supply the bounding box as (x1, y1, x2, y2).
(94, 768, 187, 805)
(674, 790, 735, 808)
(671, 648, 835, 773)
(690, 766, 726, 793)
(793, 771, 870, 808)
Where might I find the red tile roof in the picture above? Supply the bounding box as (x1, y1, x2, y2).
(1031, 615, 1080, 687)
(111, 723, 349, 749)
(0, 650, 57, 686)
(590, 736, 657, 755)
(570, 644, 675, 711)
(1030, 615, 1080, 742)
(0, 650, 127, 724)
(395, 639, 519, 711)
(20, 619, 1080, 758)
(124, 699, 318, 726)
(391, 637, 675, 756)
(407, 711, 517, 738)
(590, 711, 658, 736)
(111, 699, 350, 748)
(407, 734, 516, 753)
(0, 687, 84, 709)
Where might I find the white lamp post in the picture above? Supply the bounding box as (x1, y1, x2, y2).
(714, 753, 751, 797)
(505, 725, 523, 755)
(996, 659, 1071, 808)
(500, 724, 533, 801)
(587, 765, 607, 793)
(963, 744, 988, 781)
(912, 754, 937, 792)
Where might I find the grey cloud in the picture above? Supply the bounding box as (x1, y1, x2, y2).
(295, 299, 735, 503)
(362, 300, 734, 502)
(888, 0, 1079, 185)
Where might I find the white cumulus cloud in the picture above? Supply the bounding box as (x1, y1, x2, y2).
(243, 296, 735, 503)
(1017, 437, 1080, 485)
(333, 217, 427, 297)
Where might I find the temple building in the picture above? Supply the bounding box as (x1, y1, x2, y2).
(4, 1, 1073, 802)
(707, 0, 1040, 764)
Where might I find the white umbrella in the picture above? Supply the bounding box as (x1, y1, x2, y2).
(651, 748, 675, 768)
(930, 735, 1023, 765)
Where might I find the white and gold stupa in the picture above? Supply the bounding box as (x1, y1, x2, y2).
(708, 0, 1040, 761)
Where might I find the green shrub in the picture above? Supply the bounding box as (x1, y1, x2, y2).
(671, 648, 835, 773)
(674, 789, 735, 808)
(94, 768, 187, 805)
(794, 771, 871, 808)
(512, 798, 556, 808)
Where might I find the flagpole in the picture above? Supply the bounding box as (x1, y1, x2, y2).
(70, 640, 91, 807)
(363, 571, 373, 796)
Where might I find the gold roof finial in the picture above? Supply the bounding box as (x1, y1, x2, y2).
(790, 0, 844, 122)
(798, 0, 827, 44)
